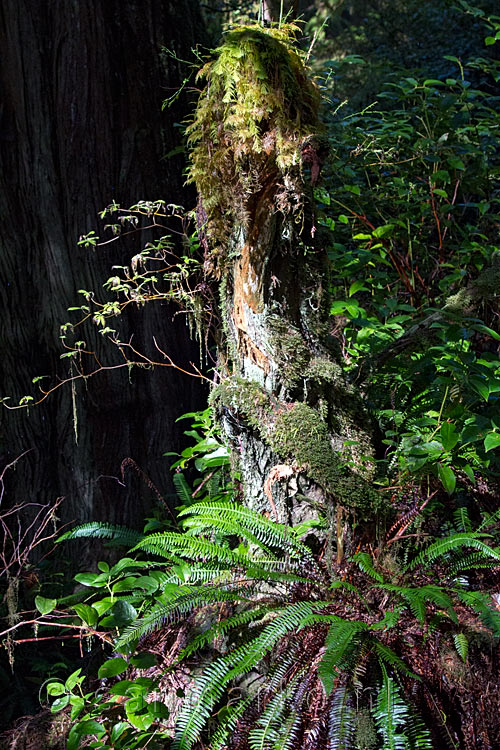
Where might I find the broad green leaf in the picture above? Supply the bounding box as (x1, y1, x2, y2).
(50, 695, 70, 712)
(372, 223, 395, 238)
(65, 669, 83, 691)
(447, 156, 465, 170)
(484, 432, 500, 453)
(440, 422, 459, 451)
(471, 378, 489, 402)
(73, 719, 106, 737)
(98, 657, 129, 679)
(438, 464, 456, 494)
(349, 280, 367, 297)
(46, 681, 65, 696)
(35, 595, 57, 615)
(111, 722, 130, 743)
(74, 572, 107, 588)
(148, 700, 170, 719)
(73, 604, 99, 626)
(130, 652, 157, 669)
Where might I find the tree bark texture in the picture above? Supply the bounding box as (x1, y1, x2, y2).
(0, 1, 206, 542)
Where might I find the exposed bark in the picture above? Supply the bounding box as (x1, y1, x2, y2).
(0, 1, 206, 543)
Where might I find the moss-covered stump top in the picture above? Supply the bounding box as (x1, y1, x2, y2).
(187, 23, 321, 267)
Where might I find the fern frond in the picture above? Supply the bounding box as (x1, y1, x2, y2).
(454, 589, 500, 637)
(448, 551, 500, 574)
(374, 642, 418, 679)
(374, 665, 410, 750)
(249, 689, 289, 750)
(452, 632, 468, 662)
(378, 584, 457, 625)
(228, 600, 331, 676)
(352, 552, 383, 582)
(406, 533, 500, 571)
(318, 621, 366, 696)
(173, 657, 233, 750)
(133, 531, 249, 565)
(173, 472, 193, 506)
(57, 522, 142, 547)
(179, 501, 317, 565)
(116, 585, 250, 647)
(209, 696, 254, 750)
(405, 708, 433, 750)
(274, 710, 301, 750)
(327, 686, 355, 750)
(179, 606, 273, 659)
(453, 506, 472, 533)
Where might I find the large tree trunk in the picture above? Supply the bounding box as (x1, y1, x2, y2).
(0, 1, 206, 540)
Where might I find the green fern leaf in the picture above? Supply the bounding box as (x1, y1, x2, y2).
(374, 666, 410, 750)
(374, 642, 418, 679)
(352, 552, 383, 582)
(452, 632, 468, 662)
(407, 533, 500, 570)
(173, 472, 193, 506)
(57, 522, 142, 547)
(328, 686, 355, 749)
(318, 621, 366, 695)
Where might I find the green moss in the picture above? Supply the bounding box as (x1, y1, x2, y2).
(187, 23, 321, 265)
(212, 377, 383, 513)
(210, 377, 274, 434)
(271, 402, 340, 487)
(305, 356, 343, 384)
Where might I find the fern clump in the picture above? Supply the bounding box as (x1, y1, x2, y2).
(186, 23, 321, 267)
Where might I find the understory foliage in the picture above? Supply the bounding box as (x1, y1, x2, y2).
(4, 5, 500, 750)
(43, 425, 500, 749)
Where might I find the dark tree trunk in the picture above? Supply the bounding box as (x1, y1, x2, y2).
(0, 1, 206, 543)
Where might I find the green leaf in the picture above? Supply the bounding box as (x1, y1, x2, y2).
(98, 657, 129, 679)
(148, 700, 170, 719)
(438, 464, 456, 494)
(440, 422, 459, 451)
(74, 572, 107, 588)
(35, 595, 57, 615)
(73, 604, 99, 626)
(485, 36, 496, 45)
(73, 719, 106, 737)
(50, 695, 70, 712)
(471, 377, 490, 402)
(130, 652, 157, 669)
(47, 681, 65, 696)
(447, 156, 465, 170)
(372, 223, 395, 238)
(65, 669, 83, 691)
(348, 280, 367, 297)
(484, 432, 500, 453)
(67, 725, 82, 750)
(70, 696, 85, 721)
(111, 722, 130, 743)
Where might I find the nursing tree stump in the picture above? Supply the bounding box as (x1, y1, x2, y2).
(188, 25, 384, 557)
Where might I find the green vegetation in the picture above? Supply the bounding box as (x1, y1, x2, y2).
(3, 2, 500, 749)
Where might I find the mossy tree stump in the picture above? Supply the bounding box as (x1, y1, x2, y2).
(189, 25, 382, 549)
